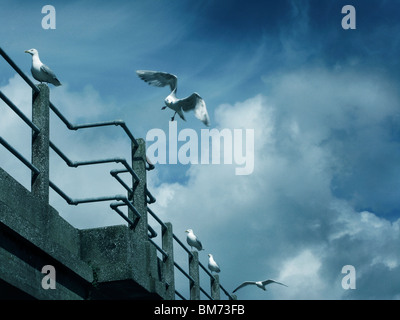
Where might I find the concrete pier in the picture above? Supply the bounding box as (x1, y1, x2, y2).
(0, 82, 233, 300)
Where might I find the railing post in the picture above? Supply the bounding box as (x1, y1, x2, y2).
(162, 222, 175, 300)
(189, 250, 200, 300)
(211, 274, 221, 300)
(131, 138, 148, 227)
(130, 138, 152, 285)
(31, 84, 49, 204)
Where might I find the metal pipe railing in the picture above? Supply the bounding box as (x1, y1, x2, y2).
(49, 140, 139, 182)
(49, 102, 139, 149)
(0, 90, 40, 136)
(0, 47, 40, 93)
(0, 136, 40, 176)
(1, 46, 234, 301)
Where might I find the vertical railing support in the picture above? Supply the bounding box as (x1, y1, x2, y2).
(131, 138, 148, 227)
(130, 138, 151, 285)
(189, 251, 200, 300)
(31, 84, 49, 204)
(162, 222, 175, 300)
(211, 274, 220, 300)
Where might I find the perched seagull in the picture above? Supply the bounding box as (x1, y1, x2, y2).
(136, 70, 210, 126)
(25, 48, 61, 86)
(185, 229, 204, 252)
(208, 254, 221, 274)
(232, 279, 288, 293)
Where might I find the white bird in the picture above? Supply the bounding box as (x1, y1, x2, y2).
(185, 229, 204, 251)
(208, 254, 221, 274)
(232, 279, 288, 293)
(136, 70, 210, 126)
(25, 48, 61, 86)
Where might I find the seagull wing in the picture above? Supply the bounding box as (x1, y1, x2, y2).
(136, 70, 177, 91)
(195, 238, 204, 250)
(177, 93, 210, 126)
(262, 279, 288, 287)
(40, 64, 61, 86)
(232, 281, 256, 293)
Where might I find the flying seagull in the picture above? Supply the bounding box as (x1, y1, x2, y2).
(185, 229, 204, 252)
(232, 279, 288, 293)
(25, 48, 61, 86)
(208, 254, 221, 274)
(136, 70, 210, 126)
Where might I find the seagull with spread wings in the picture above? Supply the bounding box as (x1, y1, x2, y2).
(232, 279, 288, 293)
(25, 48, 61, 86)
(136, 70, 210, 126)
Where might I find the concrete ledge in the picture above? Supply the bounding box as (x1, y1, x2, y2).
(80, 225, 165, 300)
(0, 167, 165, 299)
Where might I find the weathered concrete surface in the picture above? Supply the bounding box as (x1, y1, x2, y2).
(31, 84, 50, 204)
(189, 251, 200, 300)
(0, 167, 165, 299)
(80, 225, 165, 300)
(0, 167, 92, 299)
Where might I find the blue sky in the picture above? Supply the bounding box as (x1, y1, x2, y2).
(1, 0, 400, 300)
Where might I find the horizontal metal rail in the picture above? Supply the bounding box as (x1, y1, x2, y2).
(49, 180, 141, 227)
(174, 261, 195, 284)
(147, 207, 168, 232)
(0, 47, 40, 93)
(0, 136, 40, 176)
(1, 47, 139, 157)
(199, 261, 214, 279)
(147, 204, 215, 300)
(199, 262, 234, 300)
(2, 46, 232, 301)
(146, 188, 156, 204)
(49, 140, 139, 180)
(109, 201, 141, 229)
(220, 284, 234, 300)
(49, 102, 139, 149)
(110, 169, 133, 195)
(175, 289, 186, 300)
(0, 90, 40, 135)
(173, 234, 194, 258)
(200, 286, 213, 300)
(148, 238, 168, 260)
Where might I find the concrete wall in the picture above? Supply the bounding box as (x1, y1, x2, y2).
(0, 83, 227, 301)
(0, 166, 165, 299)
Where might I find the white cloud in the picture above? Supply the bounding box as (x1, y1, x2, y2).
(147, 67, 400, 300)
(2, 64, 399, 299)
(278, 249, 327, 299)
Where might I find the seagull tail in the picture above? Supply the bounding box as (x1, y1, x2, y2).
(52, 78, 62, 86)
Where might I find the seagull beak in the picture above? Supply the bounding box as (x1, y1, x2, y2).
(24, 50, 29, 53)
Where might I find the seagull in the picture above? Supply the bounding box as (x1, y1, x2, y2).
(185, 229, 204, 252)
(232, 279, 288, 293)
(208, 254, 221, 274)
(25, 48, 61, 86)
(136, 70, 210, 126)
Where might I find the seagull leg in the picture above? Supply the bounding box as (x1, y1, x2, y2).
(161, 106, 167, 110)
(171, 112, 176, 121)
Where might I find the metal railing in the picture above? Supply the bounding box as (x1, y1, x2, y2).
(0, 46, 234, 300)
